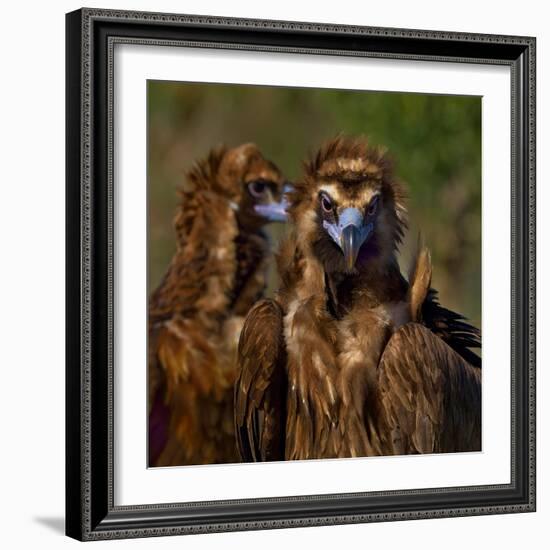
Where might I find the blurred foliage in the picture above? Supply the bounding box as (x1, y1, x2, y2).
(148, 81, 481, 329)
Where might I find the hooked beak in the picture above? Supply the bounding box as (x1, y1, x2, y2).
(253, 183, 293, 223)
(323, 207, 373, 271)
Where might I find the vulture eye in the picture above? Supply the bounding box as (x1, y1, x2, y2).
(320, 193, 334, 213)
(367, 196, 379, 217)
(248, 180, 268, 198)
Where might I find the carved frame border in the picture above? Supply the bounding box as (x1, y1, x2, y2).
(66, 8, 536, 541)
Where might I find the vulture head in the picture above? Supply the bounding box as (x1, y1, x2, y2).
(288, 135, 408, 274)
(186, 143, 291, 232)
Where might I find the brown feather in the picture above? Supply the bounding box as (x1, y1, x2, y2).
(235, 135, 481, 462)
(408, 244, 432, 321)
(377, 323, 481, 454)
(234, 299, 287, 462)
(149, 144, 285, 466)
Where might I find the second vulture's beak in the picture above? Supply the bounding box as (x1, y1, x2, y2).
(254, 183, 293, 223)
(323, 207, 373, 271)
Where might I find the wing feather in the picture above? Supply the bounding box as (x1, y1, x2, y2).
(422, 290, 482, 368)
(377, 323, 481, 455)
(234, 299, 287, 462)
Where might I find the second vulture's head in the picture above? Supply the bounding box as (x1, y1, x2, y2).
(289, 136, 408, 275)
(186, 143, 291, 231)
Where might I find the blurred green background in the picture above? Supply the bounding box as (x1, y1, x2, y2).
(148, 80, 481, 330)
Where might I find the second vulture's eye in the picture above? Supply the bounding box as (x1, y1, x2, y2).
(320, 193, 334, 213)
(248, 180, 268, 198)
(367, 195, 379, 217)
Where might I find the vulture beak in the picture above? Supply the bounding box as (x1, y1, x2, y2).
(323, 207, 373, 271)
(254, 183, 293, 223)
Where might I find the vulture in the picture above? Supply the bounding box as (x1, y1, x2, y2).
(149, 143, 289, 467)
(235, 136, 481, 462)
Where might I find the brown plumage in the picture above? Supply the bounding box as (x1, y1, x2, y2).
(149, 143, 288, 466)
(235, 135, 481, 462)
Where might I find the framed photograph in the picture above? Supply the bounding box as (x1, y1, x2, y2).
(65, 7, 536, 541)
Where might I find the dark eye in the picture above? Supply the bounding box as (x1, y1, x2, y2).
(320, 193, 334, 213)
(367, 196, 379, 217)
(248, 181, 267, 198)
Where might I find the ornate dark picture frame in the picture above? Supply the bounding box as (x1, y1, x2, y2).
(66, 7, 536, 541)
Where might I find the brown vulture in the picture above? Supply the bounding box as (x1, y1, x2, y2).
(149, 143, 290, 466)
(235, 136, 481, 462)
